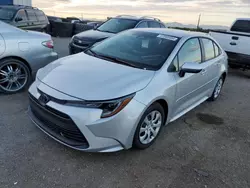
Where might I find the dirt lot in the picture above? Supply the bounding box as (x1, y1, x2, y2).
(0, 38, 250, 188)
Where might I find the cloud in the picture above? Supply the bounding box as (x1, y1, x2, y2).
(33, 0, 250, 25)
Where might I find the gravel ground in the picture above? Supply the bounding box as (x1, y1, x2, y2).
(0, 38, 250, 188)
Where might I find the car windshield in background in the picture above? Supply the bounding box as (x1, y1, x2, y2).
(0, 8, 15, 20)
(96, 18, 138, 33)
(88, 30, 179, 70)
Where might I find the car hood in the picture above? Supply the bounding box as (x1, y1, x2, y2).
(75, 29, 114, 41)
(37, 53, 155, 100)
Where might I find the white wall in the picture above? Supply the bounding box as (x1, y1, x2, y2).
(13, 0, 32, 6)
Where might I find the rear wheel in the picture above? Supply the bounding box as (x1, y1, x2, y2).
(0, 58, 31, 94)
(208, 76, 224, 101)
(133, 103, 165, 149)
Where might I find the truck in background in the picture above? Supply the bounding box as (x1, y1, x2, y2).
(0, 0, 32, 6)
(210, 18, 250, 69)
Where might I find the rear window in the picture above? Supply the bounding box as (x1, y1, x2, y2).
(231, 20, 250, 33)
(148, 21, 161, 28)
(97, 18, 138, 34)
(26, 9, 37, 21)
(35, 10, 46, 21)
(0, 7, 16, 20)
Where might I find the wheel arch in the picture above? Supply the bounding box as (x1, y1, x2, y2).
(151, 99, 169, 125)
(0, 56, 32, 74)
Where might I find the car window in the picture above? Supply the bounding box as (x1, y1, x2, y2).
(96, 18, 138, 33)
(231, 20, 250, 33)
(178, 38, 202, 68)
(0, 7, 16, 20)
(26, 9, 37, 21)
(213, 42, 220, 57)
(148, 21, 161, 28)
(89, 30, 179, 70)
(201, 38, 215, 61)
(35, 10, 46, 21)
(16, 9, 27, 21)
(160, 23, 166, 28)
(136, 21, 148, 28)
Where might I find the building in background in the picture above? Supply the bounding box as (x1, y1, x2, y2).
(0, 0, 32, 6)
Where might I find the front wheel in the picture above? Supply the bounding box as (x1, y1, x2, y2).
(0, 58, 31, 94)
(133, 103, 165, 149)
(208, 76, 224, 101)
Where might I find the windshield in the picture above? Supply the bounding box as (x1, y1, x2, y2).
(88, 30, 179, 70)
(0, 8, 15, 20)
(96, 18, 138, 33)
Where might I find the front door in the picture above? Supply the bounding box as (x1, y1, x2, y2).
(171, 38, 209, 119)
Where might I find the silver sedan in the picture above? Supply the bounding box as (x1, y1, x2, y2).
(0, 21, 58, 94)
(28, 28, 228, 152)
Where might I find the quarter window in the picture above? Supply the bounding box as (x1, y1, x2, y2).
(178, 38, 202, 68)
(136, 21, 148, 28)
(201, 38, 215, 61)
(16, 9, 27, 21)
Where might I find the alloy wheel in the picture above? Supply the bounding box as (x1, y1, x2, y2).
(214, 78, 223, 99)
(0, 62, 28, 93)
(139, 110, 162, 145)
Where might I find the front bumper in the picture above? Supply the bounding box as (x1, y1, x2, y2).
(28, 80, 146, 152)
(226, 51, 250, 67)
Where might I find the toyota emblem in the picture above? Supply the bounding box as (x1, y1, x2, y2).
(39, 93, 50, 106)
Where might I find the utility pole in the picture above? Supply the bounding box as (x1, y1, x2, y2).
(197, 14, 201, 30)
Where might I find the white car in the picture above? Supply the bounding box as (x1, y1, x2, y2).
(210, 18, 250, 69)
(28, 29, 228, 152)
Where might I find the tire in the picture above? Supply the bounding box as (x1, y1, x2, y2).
(0, 58, 31, 94)
(133, 103, 165, 149)
(208, 76, 224, 101)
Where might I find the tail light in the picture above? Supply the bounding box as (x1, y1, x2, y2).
(42, 40, 54, 49)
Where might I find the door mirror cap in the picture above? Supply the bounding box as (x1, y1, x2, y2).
(15, 17, 23, 22)
(179, 62, 202, 77)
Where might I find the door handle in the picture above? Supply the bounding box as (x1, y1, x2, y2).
(201, 69, 206, 75)
(230, 42, 237, 46)
(232, 36, 239, 40)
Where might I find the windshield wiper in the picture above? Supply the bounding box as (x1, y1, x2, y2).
(97, 30, 115, 34)
(97, 54, 142, 69)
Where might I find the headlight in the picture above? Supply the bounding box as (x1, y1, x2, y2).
(65, 93, 135, 118)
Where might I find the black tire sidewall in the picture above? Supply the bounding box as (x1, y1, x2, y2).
(133, 102, 165, 149)
(0, 58, 31, 94)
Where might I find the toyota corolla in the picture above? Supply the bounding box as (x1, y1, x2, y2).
(28, 28, 228, 152)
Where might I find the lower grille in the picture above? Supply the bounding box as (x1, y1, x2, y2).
(29, 93, 89, 147)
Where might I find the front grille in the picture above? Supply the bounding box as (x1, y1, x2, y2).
(29, 93, 89, 147)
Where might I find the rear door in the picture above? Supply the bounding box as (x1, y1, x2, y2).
(35, 10, 48, 30)
(14, 9, 28, 29)
(26, 9, 40, 30)
(199, 38, 221, 91)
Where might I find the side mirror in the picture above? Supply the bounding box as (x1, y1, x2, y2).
(15, 17, 23, 22)
(179, 62, 202, 77)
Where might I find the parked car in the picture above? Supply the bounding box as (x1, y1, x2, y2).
(210, 18, 250, 69)
(87, 21, 103, 28)
(0, 21, 58, 94)
(69, 15, 166, 54)
(47, 16, 62, 23)
(28, 28, 227, 152)
(0, 5, 48, 31)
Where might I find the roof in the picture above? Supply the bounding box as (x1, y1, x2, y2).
(114, 15, 162, 22)
(132, 28, 210, 38)
(235, 18, 250, 21)
(0, 5, 37, 11)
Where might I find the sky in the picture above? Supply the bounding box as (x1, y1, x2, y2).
(33, 0, 250, 26)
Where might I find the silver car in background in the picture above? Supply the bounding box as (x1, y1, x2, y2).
(28, 28, 228, 152)
(0, 21, 58, 94)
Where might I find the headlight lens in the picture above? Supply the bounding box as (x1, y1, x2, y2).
(65, 93, 135, 118)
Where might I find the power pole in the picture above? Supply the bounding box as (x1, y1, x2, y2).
(197, 14, 201, 30)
